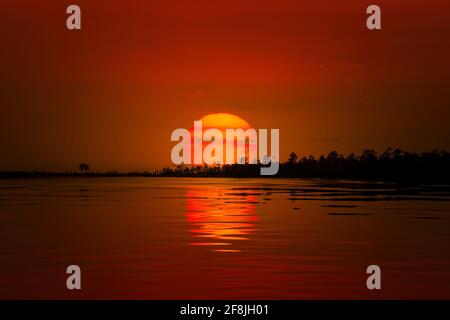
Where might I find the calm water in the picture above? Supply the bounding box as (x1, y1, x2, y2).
(1, 178, 450, 299)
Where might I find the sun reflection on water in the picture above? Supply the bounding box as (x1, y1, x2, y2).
(185, 188, 259, 252)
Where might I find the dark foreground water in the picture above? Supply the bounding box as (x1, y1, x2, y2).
(1, 178, 450, 299)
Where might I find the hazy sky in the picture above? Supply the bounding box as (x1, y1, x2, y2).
(1, 0, 450, 171)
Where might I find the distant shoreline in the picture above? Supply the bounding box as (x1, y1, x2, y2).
(2, 148, 449, 184)
(0, 171, 156, 178)
(1, 171, 449, 185)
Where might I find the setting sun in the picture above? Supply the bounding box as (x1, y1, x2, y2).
(179, 112, 271, 167)
(199, 113, 251, 130)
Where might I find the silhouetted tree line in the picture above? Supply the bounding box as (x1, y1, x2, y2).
(153, 148, 450, 182)
(1, 148, 449, 183)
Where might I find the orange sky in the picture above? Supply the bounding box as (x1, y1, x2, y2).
(1, 0, 450, 171)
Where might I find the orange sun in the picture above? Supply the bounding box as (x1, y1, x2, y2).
(188, 113, 254, 165)
(199, 113, 251, 130)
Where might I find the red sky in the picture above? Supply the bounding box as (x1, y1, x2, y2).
(1, 0, 450, 171)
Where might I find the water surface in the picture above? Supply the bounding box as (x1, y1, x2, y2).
(1, 178, 450, 299)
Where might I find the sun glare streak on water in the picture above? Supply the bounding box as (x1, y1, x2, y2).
(185, 188, 258, 251)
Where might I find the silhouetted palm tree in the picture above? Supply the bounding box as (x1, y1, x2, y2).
(79, 163, 90, 174)
(288, 152, 299, 164)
